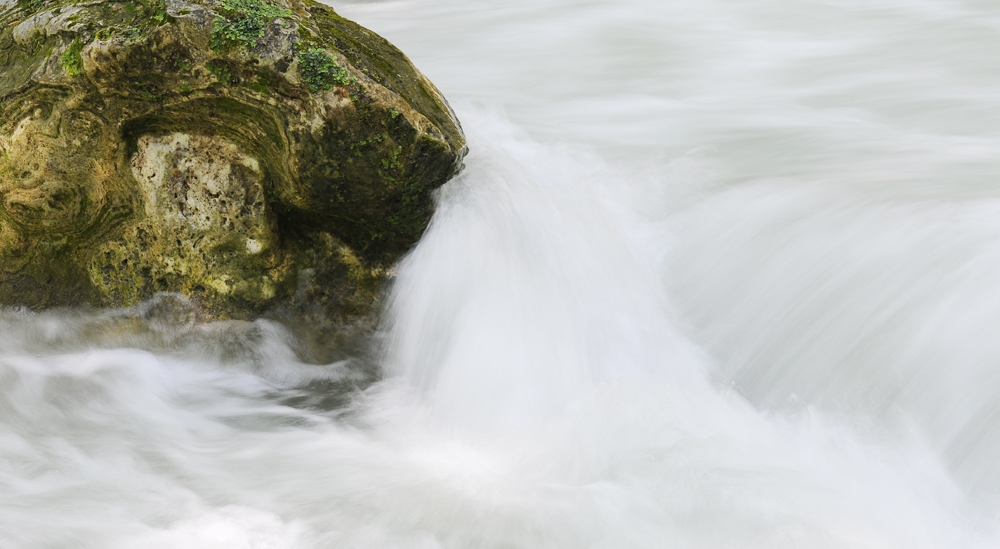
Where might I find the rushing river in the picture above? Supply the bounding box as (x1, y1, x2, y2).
(5, 0, 1000, 546)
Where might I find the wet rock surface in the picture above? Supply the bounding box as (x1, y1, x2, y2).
(0, 0, 466, 340)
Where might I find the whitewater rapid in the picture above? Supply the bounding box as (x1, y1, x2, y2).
(5, 0, 1000, 546)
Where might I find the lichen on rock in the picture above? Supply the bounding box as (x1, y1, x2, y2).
(0, 0, 466, 342)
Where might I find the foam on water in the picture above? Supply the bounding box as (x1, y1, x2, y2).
(5, 0, 1000, 546)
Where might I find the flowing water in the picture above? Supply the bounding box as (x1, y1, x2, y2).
(4, 0, 1000, 546)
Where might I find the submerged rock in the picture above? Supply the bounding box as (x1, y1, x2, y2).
(0, 0, 466, 338)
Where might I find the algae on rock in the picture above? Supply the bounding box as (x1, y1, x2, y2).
(0, 0, 466, 339)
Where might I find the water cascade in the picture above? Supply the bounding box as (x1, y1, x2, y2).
(4, 0, 1000, 546)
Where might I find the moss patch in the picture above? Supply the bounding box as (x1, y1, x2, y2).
(297, 47, 350, 92)
(86, 0, 170, 45)
(15, 0, 46, 14)
(211, 0, 291, 51)
(60, 38, 84, 77)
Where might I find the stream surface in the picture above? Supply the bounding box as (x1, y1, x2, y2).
(5, 0, 1000, 546)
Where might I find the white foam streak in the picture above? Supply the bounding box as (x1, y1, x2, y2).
(383, 111, 705, 430)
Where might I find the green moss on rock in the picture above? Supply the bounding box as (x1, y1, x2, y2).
(211, 0, 291, 52)
(60, 37, 84, 76)
(298, 47, 350, 92)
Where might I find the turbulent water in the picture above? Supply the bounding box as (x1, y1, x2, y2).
(5, 0, 1000, 546)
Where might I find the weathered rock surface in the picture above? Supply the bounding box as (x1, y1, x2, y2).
(0, 0, 466, 337)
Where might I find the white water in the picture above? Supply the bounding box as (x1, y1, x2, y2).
(4, 0, 1000, 546)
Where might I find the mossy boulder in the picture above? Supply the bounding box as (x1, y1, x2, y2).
(0, 0, 466, 334)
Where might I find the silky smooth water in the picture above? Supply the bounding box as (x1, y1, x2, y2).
(4, 0, 1000, 546)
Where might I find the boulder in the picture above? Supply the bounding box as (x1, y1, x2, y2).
(0, 0, 466, 338)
